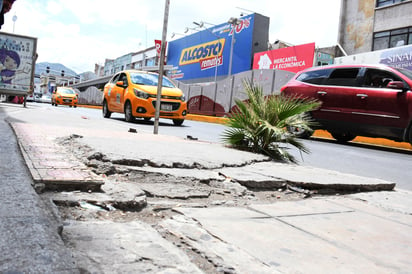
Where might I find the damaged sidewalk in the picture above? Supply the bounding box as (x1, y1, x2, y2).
(3, 115, 412, 273)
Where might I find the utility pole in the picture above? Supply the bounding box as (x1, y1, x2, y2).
(153, 0, 170, 134)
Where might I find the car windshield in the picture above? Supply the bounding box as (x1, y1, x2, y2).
(60, 88, 75, 94)
(130, 72, 175, 88)
(395, 68, 412, 80)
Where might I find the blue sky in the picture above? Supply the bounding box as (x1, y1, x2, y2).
(1, 0, 341, 73)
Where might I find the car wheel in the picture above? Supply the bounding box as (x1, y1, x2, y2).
(286, 126, 313, 139)
(74, 105, 77, 108)
(124, 101, 135, 122)
(144, 117, 151, 122)
(330, 131, 356, 143)
(173, 119, 184, 126)
(102, 100, 112, 118)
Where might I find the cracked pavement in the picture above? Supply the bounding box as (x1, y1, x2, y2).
(2, 105, 412, 273)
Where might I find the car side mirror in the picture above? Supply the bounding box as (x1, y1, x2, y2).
(386, 81, 407, 91)
(116, 80, 126, 87)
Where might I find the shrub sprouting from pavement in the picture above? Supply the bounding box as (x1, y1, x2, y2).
(222, 81, 320, 163)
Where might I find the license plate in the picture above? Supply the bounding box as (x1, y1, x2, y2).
(161, 104, 172, 111)
(63, 99, 72, 103)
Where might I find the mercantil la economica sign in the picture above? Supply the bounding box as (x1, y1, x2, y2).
(253, 42, 315, 73)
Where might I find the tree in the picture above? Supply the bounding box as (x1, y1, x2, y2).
(222, 81, 321, 163)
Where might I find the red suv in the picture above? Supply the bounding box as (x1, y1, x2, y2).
(281, 64, 412, 144)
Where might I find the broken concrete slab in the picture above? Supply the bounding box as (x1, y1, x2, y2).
(217, 162, 396, 191)
(159, 214, 277, 274)
(42, 179, 147, 211)
(43, 191, 147, 212)
(32, 168, 104, 192)
(174, 204, 404, 273)
(118, 161, 395, 193)
(63, 220, 203, 273)
(77, 134, 270, 169)
(139, 183, 211, 199)
(120, 165, 223, 181)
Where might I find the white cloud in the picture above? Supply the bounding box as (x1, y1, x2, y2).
(46, 1, 64, 15)
(1, 0, 341, 73)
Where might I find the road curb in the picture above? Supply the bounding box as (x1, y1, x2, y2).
(312, 130, 412, 151)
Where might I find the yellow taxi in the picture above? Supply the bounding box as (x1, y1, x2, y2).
(51, 87, 78, 107)
(102, 70, 187, 125)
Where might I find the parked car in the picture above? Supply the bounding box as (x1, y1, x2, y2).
(280, 64, 412, 144)
(51, 87, 78, 107)
(26, 93, 34, 102)
(32, 93, 42, 102)
(39, 93, 52, 104)
(102, 70, 187, 125)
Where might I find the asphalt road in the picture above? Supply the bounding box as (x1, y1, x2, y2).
(19, 102, 412, 191)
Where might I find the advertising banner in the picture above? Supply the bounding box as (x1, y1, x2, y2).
(253, 42, 315, 73)
(335, 44, 412, 71)
(0, 32, 37, 95)
(167, 14, 256, 81)
(155, 39, 167, 56)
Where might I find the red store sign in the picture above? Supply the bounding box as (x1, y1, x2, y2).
(253, 42, 315, 73)
(155, 39, 168, 56)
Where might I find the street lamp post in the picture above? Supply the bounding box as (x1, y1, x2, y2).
(227, 17, 241, 78)
(171, 32, 185, 39)
(12, 14, 17, 33)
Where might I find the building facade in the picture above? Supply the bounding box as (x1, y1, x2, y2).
(338, 0, 412, 55)
(103, 53, 133, 76)
(131, 46, 157, 70)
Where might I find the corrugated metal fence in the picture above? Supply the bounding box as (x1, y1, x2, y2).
(76, 69, 295, 117)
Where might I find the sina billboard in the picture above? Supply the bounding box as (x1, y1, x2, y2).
(167, 13, 269, 82)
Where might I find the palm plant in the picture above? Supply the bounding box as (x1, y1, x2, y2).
(222, 81, 321, 163)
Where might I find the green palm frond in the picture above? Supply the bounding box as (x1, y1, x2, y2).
(222, 80, 321, 163)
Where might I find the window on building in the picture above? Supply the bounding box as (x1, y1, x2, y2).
(376, 0, 407, 7)
(373, 27, 412, 51)
(146, 58, 155, 67)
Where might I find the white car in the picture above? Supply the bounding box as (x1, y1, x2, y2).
(39, 94, 52, 104)
(26, 94, 34, 102)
